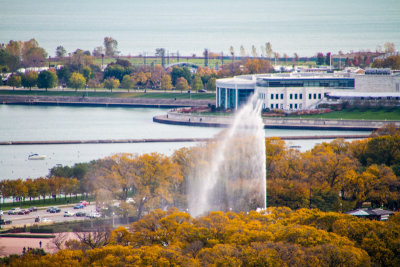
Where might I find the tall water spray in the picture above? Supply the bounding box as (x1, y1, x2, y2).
(188, 94, 266, 217)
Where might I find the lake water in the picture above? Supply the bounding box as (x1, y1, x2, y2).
(0, 105, 368, 180)
(1, 0, 399, 57)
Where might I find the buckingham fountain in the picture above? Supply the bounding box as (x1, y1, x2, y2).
(188, 95, 266, 216)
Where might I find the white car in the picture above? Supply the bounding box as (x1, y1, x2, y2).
(87, 212, 101, 218)
(41, 218, 53, 222)
(64, 211, 75, 217)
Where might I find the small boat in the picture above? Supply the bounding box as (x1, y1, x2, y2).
(28, 153, 46, 160)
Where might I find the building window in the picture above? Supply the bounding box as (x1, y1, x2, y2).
(289, 104, 293, 109)
(275, 104, 279, 109)
(294, 103, 298, 109)
(280, 104, 283, 109)
(290, 94, 293, 99)
(299, 103, 302, 109)
(313, 93, 316, 99)
(295, 94, 298, 99)
(281, 93, 284, 99)
(318, 93, 321, 99)
(309, 93, 312, 99)
(270, 104, 274, 109)
(299, 94, 302, 99)
(271, 94, 274, 99)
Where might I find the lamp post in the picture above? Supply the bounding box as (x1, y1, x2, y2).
(48, 56, 51, 68)
(101, 54, 104, 70)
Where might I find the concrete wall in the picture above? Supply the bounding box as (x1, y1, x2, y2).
(355, 75, 400, 92)
(167, 110, 400, 130)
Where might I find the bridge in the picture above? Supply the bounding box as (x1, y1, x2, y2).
(165, 62, 200, 70)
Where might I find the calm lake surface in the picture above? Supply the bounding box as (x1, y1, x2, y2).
(0, 105, 368, 180)
(1, 0, 399, 56)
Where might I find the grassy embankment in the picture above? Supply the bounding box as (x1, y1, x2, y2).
(196, 108, 400, 121)
(293, 107, 400, 121)
(0, 195, 94, 211)
(0, 89, 215, 100)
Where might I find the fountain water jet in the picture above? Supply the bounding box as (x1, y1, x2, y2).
(188, 94, 266, 217)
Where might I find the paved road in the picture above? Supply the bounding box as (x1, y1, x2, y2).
(2, 204, 98, 226)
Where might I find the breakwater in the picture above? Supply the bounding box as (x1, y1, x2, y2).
(0, 135, 369, 146)
(0, 95, 214, 108)
(154, 111, 400, 131)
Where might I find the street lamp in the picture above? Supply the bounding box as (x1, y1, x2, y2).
(101, 54, 104, 70)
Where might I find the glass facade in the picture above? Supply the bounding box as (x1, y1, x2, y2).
(256, 78, 355, 88)
(217, 88, 254, 109)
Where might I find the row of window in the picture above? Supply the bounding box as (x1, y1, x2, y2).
(268, 103, 303, 110)
(261, 93, 322, 100)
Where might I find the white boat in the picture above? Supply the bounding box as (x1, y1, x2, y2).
(28, 153, 46, 160)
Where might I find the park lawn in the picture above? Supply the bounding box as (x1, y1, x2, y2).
(0, 89, 215, 100)
(294, 108, 400, 120)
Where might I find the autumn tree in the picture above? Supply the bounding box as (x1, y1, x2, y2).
(190, 74, 203, 92)
(120, 75, 135, 90)
(206, 77, 216, 91)
(21, 71, 38, 90)
(104, 37, 118, 57)
(265, 42, 273, 61)
(103, 77, 120, 91)
(175, 77, 189, 93)
(68, 72, 86, 91)
(160, 75, 173, 91)
(21, 39, 47, 67)
(6, 74, 21, 89)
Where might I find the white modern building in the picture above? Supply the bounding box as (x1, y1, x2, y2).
(216, 69, 400, 111)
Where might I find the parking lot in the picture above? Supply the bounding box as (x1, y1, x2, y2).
(1, 204, 98, 226)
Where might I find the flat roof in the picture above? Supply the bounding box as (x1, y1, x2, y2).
(328, 92, 400, 98)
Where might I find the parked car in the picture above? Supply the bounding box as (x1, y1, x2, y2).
(28, 207, 38, 212)
(64, 211, 75, 217)
(8, 208, 21, 215)
(74, 204, 84, 209)
(50, 207, 61, 213)
(46, 207, 57, 212)
(41, 218, 52, 222)
(198, 89, 207, 93)
(75, 211, 86, 217)
(17, 209, 30, 215)
(80, 201, 88, 206)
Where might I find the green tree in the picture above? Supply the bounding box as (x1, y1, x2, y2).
(170, 67, 191, 85)
(7, 74, 21, 89)
(57, 66, 71, 86)
(190, 75, 203, 92)
(316, 52, 324, 65)
(104, 37, 118, 57)
(160, 75, 173, 91)
(21, 71, 38, 90)
(68, 72, 86, 91)
(37, 70, 58, 90)
(103, 77, 120, 91)
(206, 77, 216, 91)
(81, 66, 94, 82)
(55, 46, 66, 58)
(175, 77, 189, 93)
(120, 75, 135, 90)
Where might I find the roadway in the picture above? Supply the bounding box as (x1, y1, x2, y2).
(1, 204, 98, 227)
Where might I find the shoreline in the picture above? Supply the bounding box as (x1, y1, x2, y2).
(0, 95, 214, 108)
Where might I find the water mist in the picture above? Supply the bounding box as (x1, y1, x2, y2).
(188, 94, 266, 217)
